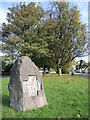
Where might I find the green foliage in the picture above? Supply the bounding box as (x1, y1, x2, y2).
(1, 56, 13, 75)
(88, 61, 90, 66)
(1, 74, 88, 118)
(82, 61, 88, 68)
(0, 2, 87, 71)
(43, 2, 87, 68)
(62, 64, 70, 74)
(0, 2, 48, 67)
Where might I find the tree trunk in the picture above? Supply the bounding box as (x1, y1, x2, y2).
(56, 64, 59, 76)
(59, 68, 62, 76)
(56, 60, 62, 76)
(56, 64, 62, 76)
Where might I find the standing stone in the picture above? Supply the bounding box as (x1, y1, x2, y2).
(8, 56, 47, 111)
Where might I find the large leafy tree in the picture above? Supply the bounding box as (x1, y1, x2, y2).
(0, 2, 49, 66)
(41, 2, 87, 75)
(0, 2, 87, 75)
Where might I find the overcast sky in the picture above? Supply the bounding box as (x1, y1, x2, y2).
(0, 0, 89, 62)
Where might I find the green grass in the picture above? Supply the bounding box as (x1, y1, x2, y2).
(1, 74, 88, 118)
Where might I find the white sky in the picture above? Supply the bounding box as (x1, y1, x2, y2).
(0, 0, 90, 2)
(0, 0, 89, 63)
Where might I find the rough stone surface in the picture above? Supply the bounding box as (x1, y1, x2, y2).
(8, 56, 47, 111)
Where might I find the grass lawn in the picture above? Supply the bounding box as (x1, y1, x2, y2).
(1, 74, 88, 118)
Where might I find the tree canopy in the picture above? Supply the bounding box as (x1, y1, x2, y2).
(0, 2, 87, 75)
(41, 2, 87, 74)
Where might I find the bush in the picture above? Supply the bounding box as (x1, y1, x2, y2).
(62, 64, 70, 74)
(1, 56, 13, 75)
(2, 63, 13, 75)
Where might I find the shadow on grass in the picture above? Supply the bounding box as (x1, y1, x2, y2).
(2, 94, 10, 107)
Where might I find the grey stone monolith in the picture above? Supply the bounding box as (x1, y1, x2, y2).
(8, 56, 47, 111)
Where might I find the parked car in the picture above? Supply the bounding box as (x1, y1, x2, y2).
(75, 69, 81, 73)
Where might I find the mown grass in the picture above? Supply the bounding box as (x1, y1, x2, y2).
(1, 74, 88, 118)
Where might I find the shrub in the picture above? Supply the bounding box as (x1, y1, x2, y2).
(62, 64, 70, 74)
(1, 56, 13, 75)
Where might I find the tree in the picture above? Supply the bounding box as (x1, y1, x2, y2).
(0, 2, 87, 76)
(0, 2, 49, 67)
(41, 2, 87, 75)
